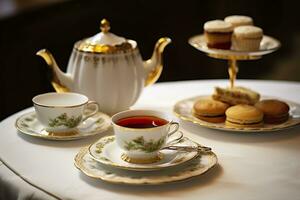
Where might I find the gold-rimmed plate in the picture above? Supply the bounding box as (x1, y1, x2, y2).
(88, 135, 199, 171)
(189, 34, 281, 60)
(75, 146, 217, 185)
(15, 111, 111, 140)
(173, 95, 300, 132)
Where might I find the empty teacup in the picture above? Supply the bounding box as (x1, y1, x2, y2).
(111, 110, 181, 164)
(32, 92, 99, 135)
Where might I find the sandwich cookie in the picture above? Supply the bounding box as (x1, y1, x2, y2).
(225, 104, 263, 128)
(213, 86, 260, 105)
(255, 99, 290, 124)
(193, 99, 230, 123)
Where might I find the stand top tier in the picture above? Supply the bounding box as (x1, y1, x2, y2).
(189, 34, 281, 60)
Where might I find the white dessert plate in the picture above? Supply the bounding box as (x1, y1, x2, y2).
(15, 111, 111, 140)
(75, 146, 217, 185)
(88, 135, 199, 171)
(188, 34, 281, 59)
(173, 95, 300, 132)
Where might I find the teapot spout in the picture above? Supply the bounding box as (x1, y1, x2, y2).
(143, 37, 171, 86)
(36, 49, 72, 93)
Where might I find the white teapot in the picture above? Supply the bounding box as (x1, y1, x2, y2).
(37, 19, 171, 115)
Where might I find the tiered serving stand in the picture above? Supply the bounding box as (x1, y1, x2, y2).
(173, 34, 300, 132)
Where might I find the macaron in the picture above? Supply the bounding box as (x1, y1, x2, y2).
(255, 99, 290, 124)
(193, 99, 230, 123)
(225, 104, 263, 128)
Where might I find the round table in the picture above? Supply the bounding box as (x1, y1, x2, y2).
(1, 79, 300, 200)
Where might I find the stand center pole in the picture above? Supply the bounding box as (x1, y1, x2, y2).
(228, 59, 238, 88)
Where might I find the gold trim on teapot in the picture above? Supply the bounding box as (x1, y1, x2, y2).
(75, 19, 135, 54)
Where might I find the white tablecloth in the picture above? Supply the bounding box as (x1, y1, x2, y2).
(1, 79, 300, 200)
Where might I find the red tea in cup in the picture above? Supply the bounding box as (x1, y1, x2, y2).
(116, 116, 168, 128)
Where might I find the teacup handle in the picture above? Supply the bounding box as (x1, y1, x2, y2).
(166, 122, 183, 145)
(167, 121, 180, 136)
(82, 101, 99, 122)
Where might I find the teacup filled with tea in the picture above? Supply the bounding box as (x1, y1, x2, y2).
(32, 92, 99, 135)
(111, 110, 181, 164)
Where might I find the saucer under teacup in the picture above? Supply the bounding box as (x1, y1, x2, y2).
(15, 110, 111, 140)
(88, 135, 200, 171)
(75, 146, 218, 185)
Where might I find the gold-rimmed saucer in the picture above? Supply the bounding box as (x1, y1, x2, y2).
(15, 111, 111, 140)
(75, 146, 217, 185)
(174, 95, 300, 133)
(88, 135, 200, 171)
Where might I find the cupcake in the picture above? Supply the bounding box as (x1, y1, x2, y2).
(204, 20, 233, 50)
(224, 15, 253, 28)
(232, 25, 263, 51)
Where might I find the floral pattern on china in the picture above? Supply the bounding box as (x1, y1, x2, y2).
(48, 113, 82, 128)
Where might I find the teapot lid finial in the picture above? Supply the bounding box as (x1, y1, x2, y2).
(75, 18, 137, 54)
(100, 19, 110, 33)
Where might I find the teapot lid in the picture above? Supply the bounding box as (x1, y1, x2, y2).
(75, 19, 136, 54)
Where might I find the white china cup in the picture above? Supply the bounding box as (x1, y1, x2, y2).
(32, 92, 99, 134)
(111, 110, 180, 164)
